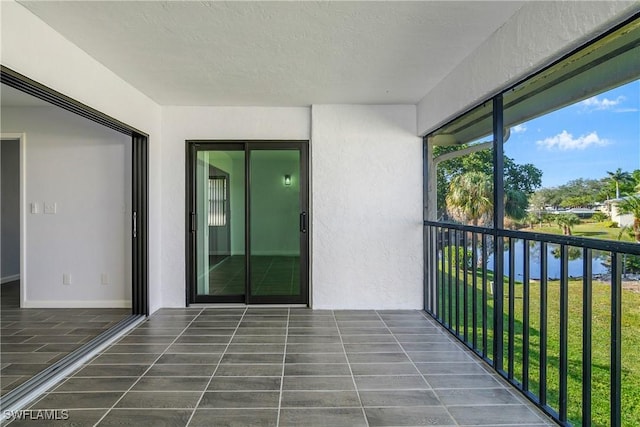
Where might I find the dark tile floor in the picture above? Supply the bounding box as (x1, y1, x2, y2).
(0, 281, 131, 396)
(207, 256, 300, 296)
(4, 308, 554, 426)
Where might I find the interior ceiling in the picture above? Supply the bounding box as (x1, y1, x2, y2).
(17, 1, 525, 107)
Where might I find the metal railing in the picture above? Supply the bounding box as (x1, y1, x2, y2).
(424, 220, 640, 426)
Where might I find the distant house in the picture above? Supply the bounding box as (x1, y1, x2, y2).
(604, 197, 634, 227)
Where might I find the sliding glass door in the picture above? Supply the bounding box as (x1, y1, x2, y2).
(187, 141, 308, 304)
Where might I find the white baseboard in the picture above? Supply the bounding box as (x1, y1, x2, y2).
(22, 300, 131, 309)
(1, 274, 20, 284)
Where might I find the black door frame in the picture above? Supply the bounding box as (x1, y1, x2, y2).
(0, 65, 149, 411)
(186, 140, 309, 305)
(0, 66, 149, 316)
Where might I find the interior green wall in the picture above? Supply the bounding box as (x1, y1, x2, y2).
(250, 151, 300, 256)
(205, 149, 300, 257)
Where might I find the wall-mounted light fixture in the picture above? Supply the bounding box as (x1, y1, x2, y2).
(284, 174, 292, 186)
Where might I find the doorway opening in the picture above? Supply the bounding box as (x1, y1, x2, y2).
(186, 141, 309, 305)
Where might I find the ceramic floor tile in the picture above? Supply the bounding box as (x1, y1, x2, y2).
(5, 308, 554, 427)
(53, 377, 138, 392)
(131, 377, 210, 392)
(281, 375, 354, 391)
(280, 390, 361, 408)
(279, 407, 367, 427)
(115, 391, 201, 409)
(354, 375, 430, 390)
(198, 391, 280, 408)
(207, 376, 281, 391)
(365, 406, 456, 426)
(97, 409, 192, 426)
(359, 389, 441, 407)
(31, 392, 123, 409)
(284, 363, 351, 376)
(189, 409, 278, 427)
(349, 363, 420, 376)
(214, 364, 283, 377)
(448, 405, 547, 425)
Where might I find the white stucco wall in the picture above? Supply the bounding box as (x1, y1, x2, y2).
(417, 1, 639, 135)
(0, 0, 163, 312)
(311, 105, 423, 309)
(160, 106, 311, 306)
(1, 106, 131, 307)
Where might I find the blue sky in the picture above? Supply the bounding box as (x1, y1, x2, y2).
(504, 79, 640, 189)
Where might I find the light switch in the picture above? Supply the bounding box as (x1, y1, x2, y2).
(44, 202, 57, 214)
(30, 202, 39, 214)
(63, 273, 71, 285)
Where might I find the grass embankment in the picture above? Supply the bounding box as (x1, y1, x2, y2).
(523, 221, 635, 243)
(439, 269, 640, 426)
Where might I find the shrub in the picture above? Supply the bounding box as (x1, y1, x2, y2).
(591, 212, 609, 222)
(443, 246, 473, 269)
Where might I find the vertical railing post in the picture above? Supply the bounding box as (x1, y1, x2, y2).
(522, 239, 530, 392)
(540, 241, 548, 407)
(508, 237, 515, 380)
(448, 228, 454, 329)
(583, 248, 593, 427)
(559, 245, 569, 423)
(455, 229, 460, 334)
(492, 95, 505, 372)
(482, 234, 489, 358)
(611, 253, 622, 427)
(472, 233, 478, 350)
(463, 231, 469, 344)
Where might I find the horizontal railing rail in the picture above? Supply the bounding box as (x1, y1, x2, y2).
(424, 221, 633, 426)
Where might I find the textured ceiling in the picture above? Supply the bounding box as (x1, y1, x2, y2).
(18, 1, 524, 106)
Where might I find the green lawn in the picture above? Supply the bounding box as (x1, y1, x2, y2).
(437, 267, 640, 426)
(524, 221, 635, 242)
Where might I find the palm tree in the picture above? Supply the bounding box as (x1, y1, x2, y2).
(607, 168, 632, 199)
(555, 213, 580, 236)
(616, 195, 640, 242)
(504, 188, 528, 221)
(525, 212, 540, 229)
(445, 172, 530, 227)
(445, 171, 492, 226)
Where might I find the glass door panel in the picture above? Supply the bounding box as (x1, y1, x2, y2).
(249, 149, 302, 301)
(194, 148, 245, 301)
(188, 141, 308, 305)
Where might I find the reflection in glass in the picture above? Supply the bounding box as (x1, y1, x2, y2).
(195, 150, 245, 297)
(250, 150, 301, 297)
(430, 102, 495, 227)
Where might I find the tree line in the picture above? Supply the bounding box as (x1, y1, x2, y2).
(436, 143, 640, 239)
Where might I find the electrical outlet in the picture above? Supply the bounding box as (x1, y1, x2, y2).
(63, 273, 71, 285)
(101, 273, 109, 285)
(44, 202, 57, 214)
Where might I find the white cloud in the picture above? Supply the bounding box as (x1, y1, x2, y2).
(536, 130, 609, 151)
(511, 124, 527, 134)
(580, 95, 625, 111)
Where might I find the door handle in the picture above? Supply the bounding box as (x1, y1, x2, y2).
(300, 212, 307, 233)
(190, 212, 197, 233)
